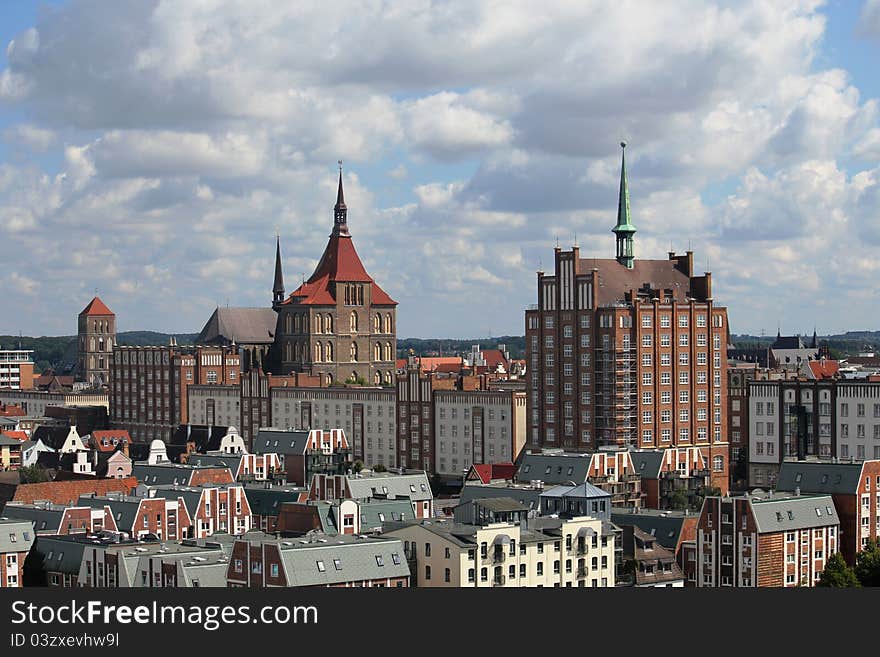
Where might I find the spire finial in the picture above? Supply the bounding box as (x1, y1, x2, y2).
(613, 140, 636, 268)
(333, 161, 349, 235)
(272, 232, 285, 311)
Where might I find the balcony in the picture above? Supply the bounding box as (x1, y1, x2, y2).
(576, 544, 588, 556)
(493, 551, 506, 564)
(576, 567, 588, 578)
(492, 575, 506, 587)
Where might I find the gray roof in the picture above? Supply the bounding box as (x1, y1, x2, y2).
(253, 428, 310, 455)
(358, 499, 414, 530)
(0, 518, 35, 553)
(243, 485, 307, 517)
(542, 482, 610, 500)
(180, 561, 229, 587)
(0, 434, 23, 446)
(132, 462, 233, 486)
(187, 454, 244, 474)
(346, 472, 432, 503)
(197, 307, 278, 345)
(32, 535, 88, 575)
(462, 497, 529, 513)
(749, 494, 839, 533)
(776, 461, 865, 495)
(517, 452, 593, 484)
(275, 535, 409, 586)
(629, 451, 665, 478)
(1, 503, 66, 533)
(611, 510, 691, 550)
(459, 483, 542, 510)
(77, 495, 142, 532)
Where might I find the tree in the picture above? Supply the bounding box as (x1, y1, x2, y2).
(372, 463, 387, 473)
(817, 552, 860, 588)
(854, 538, 880, 587)
(351, 460, 364, 474)
(668, 489, 689, 511)
(19, 465, 50, 484)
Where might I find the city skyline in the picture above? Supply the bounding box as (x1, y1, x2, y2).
(2, 1, 880, 339)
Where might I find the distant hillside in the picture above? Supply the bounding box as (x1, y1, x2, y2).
(397, 336, 526, 360)
(0, 331, 198, 373)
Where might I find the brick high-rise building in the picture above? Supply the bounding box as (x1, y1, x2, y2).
(110, 345, 240, 443)
(525, 143, 729, 482)
(77, 296, 116, 387)
(274, 167, 398, 386)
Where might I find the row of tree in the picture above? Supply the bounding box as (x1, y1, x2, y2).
(818, 539, 880, 587)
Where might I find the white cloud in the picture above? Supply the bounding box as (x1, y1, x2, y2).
(0, 0, 878, 337)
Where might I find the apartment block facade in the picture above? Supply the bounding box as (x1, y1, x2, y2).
(748, 379, 880, 488)
(696, 493, 840, 587)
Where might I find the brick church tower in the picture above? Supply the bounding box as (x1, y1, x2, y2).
(77, 296, 116, 387)
(274, 166, 398, 385)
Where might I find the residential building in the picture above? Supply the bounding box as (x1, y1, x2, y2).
(132, 462, 235, 488)
(243, 483, 309, 533)
(133, 483, 253, 537)
(748, 379, 880, 488)
(524, 144, 728, 472)
(0, 477, 137, 508)
(77, 492, 192, 540)
(0, 390, 108, 417)
(0, 433, 23, 469)
(226, 533, 410, 587)
(619, 525, 685, 587)
(0, 519, 35, 588)
(109, 344, 240, 443)
(309, 470, 434, 519)
(0, 349, 34, 391)
(517, 449, 643, 508)
(611, 509, 698, 584)
(696, 491, 840, 587)
(252, 427, 351, 486)
(1, 500, 117, 535)
(775, 460, 880, 565)
(630, 446, 725, 510)
(385, 498, 616, 587)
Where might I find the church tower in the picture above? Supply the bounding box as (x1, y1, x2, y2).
(77, 296, 116, 388)
(272, 236, 285, 311)
(274, 164, 398, 386)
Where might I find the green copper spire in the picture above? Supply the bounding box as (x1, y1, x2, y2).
(613, 141, 636, 268)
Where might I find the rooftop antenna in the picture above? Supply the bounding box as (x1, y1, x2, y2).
(573, 232, 578, 248)
(555, 236, 560, 249)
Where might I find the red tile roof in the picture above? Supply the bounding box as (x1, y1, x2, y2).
(808, 360, 840, 380)
(469, 462, 517, 484)
(481, 349, 509, 370)
(0, 404, 26, 417)
(90, 430, 131, 452)
(283, 234, 397, 306)
(80, 296, 114, 316)
(1, 431, 29, 442)
(11, 476, 137, 506)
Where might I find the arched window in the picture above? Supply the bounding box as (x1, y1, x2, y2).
(384, 313, 392, 334)
(315, 315, 322, 334)
(384, 342, 392, 361)
(89, 337, 95, 351)
(325, 374, 333, 386)
(350, 343, 358, 362)
(99, 338, 104, 352)
(374, 342, 381, 361)
(90, 356, 95, 369)
(324, 314, 333, 333)
(315, 343, 322, 362)
(384, 370, 392, 384)
(374, 372, 381, 384)
(106, 338, 113, 352)
(373, 314, 380, 332)
(350, 311, 358, 333)
(325, 342, 333, 362)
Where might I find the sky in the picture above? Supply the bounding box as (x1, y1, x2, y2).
(1, 0, 880, 339)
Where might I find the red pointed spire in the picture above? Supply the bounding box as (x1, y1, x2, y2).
(333, 161, 349, 236)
